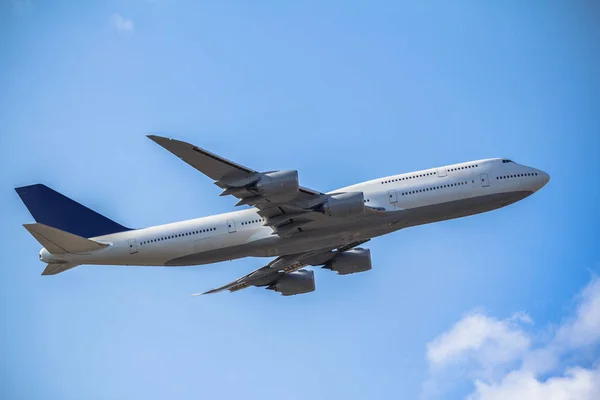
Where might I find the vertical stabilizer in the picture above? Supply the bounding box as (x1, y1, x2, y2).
(15, 184, 132, 238)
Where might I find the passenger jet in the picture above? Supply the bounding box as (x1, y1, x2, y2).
(16, 136, 550, 295)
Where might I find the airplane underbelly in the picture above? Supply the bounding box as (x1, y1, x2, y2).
(403, 190, 533, 227)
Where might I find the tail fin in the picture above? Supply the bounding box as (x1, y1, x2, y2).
(23, 223, 109, 254)
(15, 184, 132, 238)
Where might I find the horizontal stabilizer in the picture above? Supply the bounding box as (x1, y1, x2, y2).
(23, 223, 109, 255)
(42, 262, 80, 275)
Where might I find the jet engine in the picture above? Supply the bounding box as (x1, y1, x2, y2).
(324, 248, 372, 275)
(266, 269, 315, 296)
(319, 192, 365, 217)
(252, 170, 299, 197)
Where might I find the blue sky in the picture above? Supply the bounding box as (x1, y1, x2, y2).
(1, 1, 599, 399)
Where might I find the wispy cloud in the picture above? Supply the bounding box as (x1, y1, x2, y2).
(423, 277, 600, 400)
(110, 14, 134, 34)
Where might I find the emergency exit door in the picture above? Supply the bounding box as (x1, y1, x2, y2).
(388, 190, 398, 204)
(480, 173, 490, 187)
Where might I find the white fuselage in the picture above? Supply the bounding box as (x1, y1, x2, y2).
(40, 158, 549, 267)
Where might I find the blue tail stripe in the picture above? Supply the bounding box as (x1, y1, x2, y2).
(15, 184, 132, 238)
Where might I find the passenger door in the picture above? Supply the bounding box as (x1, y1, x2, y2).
(227, 219, 237, 233)
(388, 190, 397, 204)
(128, 238, 138, 254)
(480, 173, 490, 187)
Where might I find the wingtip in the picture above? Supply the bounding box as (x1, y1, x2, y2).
(147, 134, 170, 142)
(197, 288, 223, 295)
(191, 290, 215, 296)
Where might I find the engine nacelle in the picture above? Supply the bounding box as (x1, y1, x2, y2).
(325, 248, 372, 275)
(320, 192, 365, 217)
(253, 170, 299, 198)
(267, 269, 315, 296)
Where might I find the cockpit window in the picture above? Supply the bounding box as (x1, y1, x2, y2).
(502, 159, 514, 163)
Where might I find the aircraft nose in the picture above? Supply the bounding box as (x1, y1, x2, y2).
(534, 169, 550, 190)
(541, 171, 550, 185)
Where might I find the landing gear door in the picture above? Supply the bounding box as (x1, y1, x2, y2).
(480, 173, 490, 187)
(227, 219, 237, 233)
(128, 239, 138, 254)
(388, 190, 398, 204)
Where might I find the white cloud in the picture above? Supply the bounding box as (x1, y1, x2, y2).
(423, 276, 600, 400)
(427, 312, 531, 373)
(423, 312, 532, 397)
(469, 367, 600, 400)
(555, 278, 600, 348)
(427, 312, 530, 377)
(110, 14, 134, 34)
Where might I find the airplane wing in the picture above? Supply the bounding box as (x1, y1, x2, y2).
(196, 252, 316, 295)
(147, 135, 335, 235)
(196, 240, 369, 295)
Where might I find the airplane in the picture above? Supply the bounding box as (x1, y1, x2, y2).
(15, 135, 550, 296)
